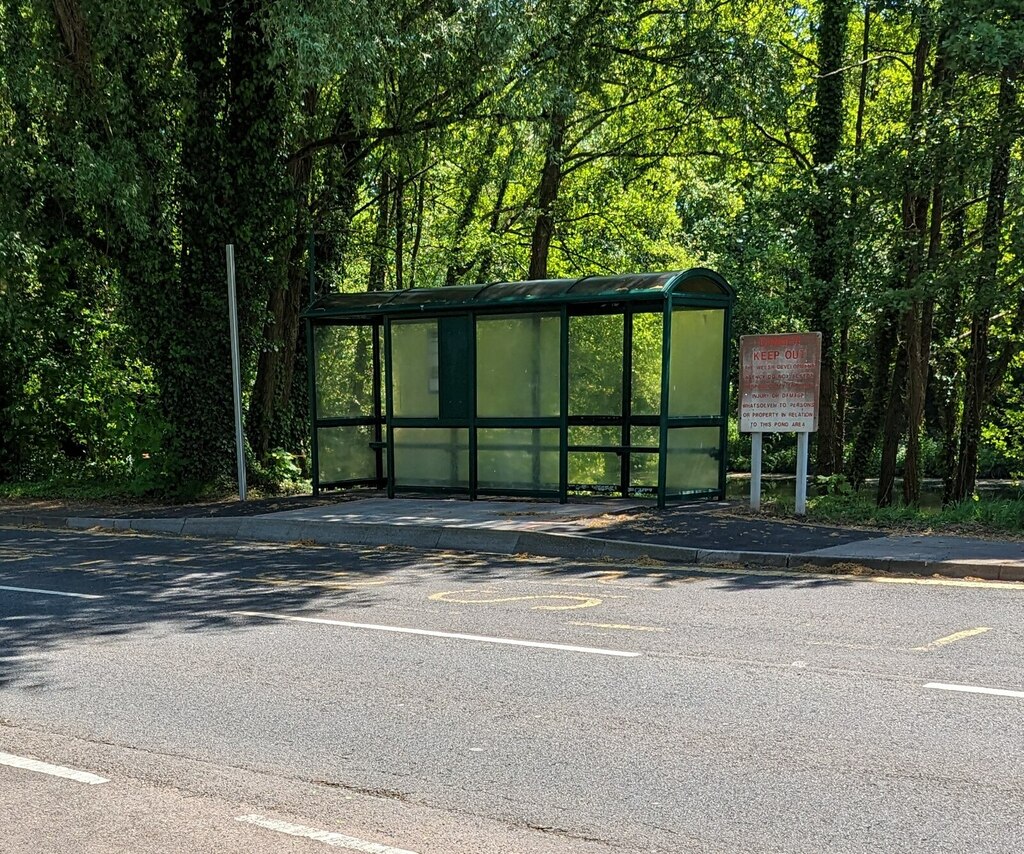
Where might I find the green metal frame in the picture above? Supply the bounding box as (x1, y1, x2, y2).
(305, 270, 734, 502)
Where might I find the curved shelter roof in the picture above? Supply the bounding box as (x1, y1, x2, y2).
(304, 268, 732, 320)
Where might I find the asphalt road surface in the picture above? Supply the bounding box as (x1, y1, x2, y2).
(1, 526, 1022, 853)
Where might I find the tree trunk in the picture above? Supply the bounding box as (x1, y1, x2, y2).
(368, 169, 392, 291)
(410, 172, 426, 288)
(808, 0, 851, 476)
(838, 0, 870, 476)
(528, 110, 568, 280)
(167, 0, 233, 488)
(446, 128, 499, 286)
(394, 176, 405, 290)
(476, 157, 513, 284)
(877, 345, 907, 507)
(896, 27, 931, 505)
(938, 205, 965, 505)
(246, 151, 313, 461)
(849, 307, 898, 490)
(950, 64, 1019, 501)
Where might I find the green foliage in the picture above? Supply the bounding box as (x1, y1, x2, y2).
(796, 492, 1024, 537)
(814, 473, 853, 496)
(2, 0, 1024, 501)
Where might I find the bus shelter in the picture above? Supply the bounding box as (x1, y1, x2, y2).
(304, 269, 733, 506)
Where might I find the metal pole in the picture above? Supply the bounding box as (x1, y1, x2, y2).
(750, 432, 762, 511)
(225, 244, 247, 501)
(795, 431, 808, 516)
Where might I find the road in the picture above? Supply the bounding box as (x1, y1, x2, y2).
(1, 526, 1023, 853)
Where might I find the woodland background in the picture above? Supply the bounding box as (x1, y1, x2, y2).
(1, 0, 1022, 504)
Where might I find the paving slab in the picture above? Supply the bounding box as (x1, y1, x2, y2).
(259, 498, 640, 533)
(803, 534, 1024, 567)
(6, 494, 1024, 582)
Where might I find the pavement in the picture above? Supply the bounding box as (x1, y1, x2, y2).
(2, 527, 1024, 853)
(2, 493, 1023, 582)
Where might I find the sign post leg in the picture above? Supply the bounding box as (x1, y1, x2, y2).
(795, 431, 808, 516)
(750, 432, 762, 511)
(226, 243, 247, 502)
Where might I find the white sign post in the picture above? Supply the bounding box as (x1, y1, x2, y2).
(739, 333, 821, 516)
(225, 244, 247, 502)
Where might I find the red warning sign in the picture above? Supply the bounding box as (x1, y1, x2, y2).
(739, 333, 821, 433)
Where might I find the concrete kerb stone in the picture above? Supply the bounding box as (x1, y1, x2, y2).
(921, 560, 1002, 581)
(790, 553, 892, 574)
(734, 550, 791, 568)
(999, 563, 1024, 582)
(435, 527, 521, 554)
(129, 518, 187, 536)
(0, 513, 53, 528)
(67, 517, 122, 532)
(692, 549, 791, 569)
(597, 538, 699, 564)
(10, 513, 1023, 585)
(179, 518, 241, 539)
(514, 531, 608, 560)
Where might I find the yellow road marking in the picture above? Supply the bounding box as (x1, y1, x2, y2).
(871, 576, 1019, 589)
(569, 621, 666, 632)
(588, 564, 1024, 591)
(512, 577, 663, 592)
(913, 626, 991, 652)
(429, 590, 601, 611)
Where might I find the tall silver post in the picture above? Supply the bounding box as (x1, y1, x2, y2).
(795, 431, 808, 516)
(226, 244, 247, 501)
(750, 432, 763, 511)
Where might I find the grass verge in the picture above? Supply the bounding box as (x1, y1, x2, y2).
(757, 491, 1024, 538)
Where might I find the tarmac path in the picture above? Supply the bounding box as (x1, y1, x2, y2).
(1, 527, 1023, 853)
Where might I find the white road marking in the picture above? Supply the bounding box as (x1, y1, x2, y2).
(233, 611, 640, 658)
(925, 682, 1024, 700)
(237, 814, 418, 853)
(568, 621, 666, 632)
(0, 751, 108, 784)
(0, 584, 102, 600)
(913, 626, 991, 652)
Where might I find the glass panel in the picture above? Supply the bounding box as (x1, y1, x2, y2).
(669, 308, 724, 417)
(569, 314, 623, 416)
(569, 425, 619, 447)
(391, 320, 439, 418)
(393, 427, 469, 487)
(665, 427, 720, 492)
(477, 428, 559, 490)
(672, 275, 727, 294)
(476, 314, 560, 417)
(569, 451, 620, 486)
(629, 452, 659, 488)
(386, 285, 487, 307)
(315, 324, 376, 419)
(314, 291, 399, 313)
(631, 312, 663, 416)
(481, 280, 575, 304)
(317, 425, 376, 482)
(568, 273, 674, 297)
(630, 426, 660, 448)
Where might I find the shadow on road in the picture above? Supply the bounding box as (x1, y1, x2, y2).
(0, 527, 850, 689)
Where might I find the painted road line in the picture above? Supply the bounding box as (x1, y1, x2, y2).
(429, 589, 602, 610)
(233, 611, 640, 658)
(913, 626, 991, 652)
(0, 751, 108, 784)
(569, 621, 667, 632)
(925, 682, 1024, 700)
(0, 584, 102, 600)
(237, 814, 418, 853)
(607, 564, 1024, 591)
